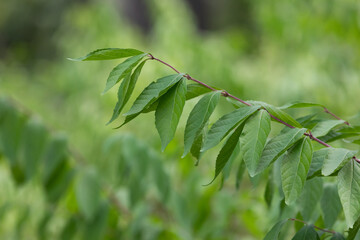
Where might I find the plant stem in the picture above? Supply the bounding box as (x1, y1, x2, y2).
(148, 54, 360, 163)
(288, 218, 336, 234)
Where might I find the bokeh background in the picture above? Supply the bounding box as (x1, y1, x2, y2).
(0, 0, 359, 239)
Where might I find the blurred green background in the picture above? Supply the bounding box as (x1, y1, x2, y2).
(0, 0, 359, 239)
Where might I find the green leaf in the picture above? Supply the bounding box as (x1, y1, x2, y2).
(311, 120, 345, 137)
(242, 109, 271, 176)
(207, 123, 244, 184)
(321, 148, 357, 176)
(103, 53, 148, 94)
(60, 217, 78, 240)
(201, 105, 260, 152)
(347, 216, 360, 240)
(279, 101, 324, 109)
(155, 79, 187, 151)
(281, 137, 313, 205)
(76, 169, 101, 220)
(262, 104, 303, 128)
(235, 159, 246, 189)
(291, 225, 319, 240)
(183, 91, 221, 157)
(82, 201, 109, 240)
(330, 233, 345, 240)
(298, 178, 323, 221)
(321, 184, 342, 228)
(264, 175, 275, 207)
(337, 159, 360, 228)
(185, 83, 213, 100)
(191, 126, 206, 165)
(307, 148, 329, 178)
(263, 219, 287, 240)
(20, 118, 48, 180)
(255, 128, 307, 175)
(124, 74, 184, 117)
(68, 48, 144, 61)
(107, 60, 146, 124)
(338, 125, 360, 133)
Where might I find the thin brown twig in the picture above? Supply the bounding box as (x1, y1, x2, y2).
(148, 55, 360, 163)
(288, 218, 336, 234)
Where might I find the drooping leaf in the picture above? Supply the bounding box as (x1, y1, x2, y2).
(107, 60, 146, 124)
(242, 109, 271, 176)
(185, 83, 213, 100)
(76, 169, 101, 220)
(298, 178, 323, 221)
(201, 105, 260, 152)
(311, 120, 345, 137)
(264, 174, 275, 208)
(347, 216, 360, 240)
(68, 48, 144, 61)
(155, 79, 187, 151)
(321, 148, 357, 176)
(235, 159, 246, 189)
(321, 184, 342, 228)
(207, 123, 244, 184)
(337, 159, 360, 228)
(183, 91, 221, 157)
(191, 126, 206, 165)
(338, 126, 360, 133)
(124, 74, 184, 117)
(82, 201, 109, 240)
(320, 131, 359, 143)
(255, 128, 307, 175)
(281, 137, 313, 205)
(222, 143, 241, 181)
(291, 225, 319, 240)
(103, 53, 148, 94)
(263, 219, 287, 240)
(279, 101, 324, 109)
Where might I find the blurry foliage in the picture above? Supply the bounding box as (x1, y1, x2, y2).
(0, 0, 360, 239)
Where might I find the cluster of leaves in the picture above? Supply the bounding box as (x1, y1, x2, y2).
(72, 48, 360, 239)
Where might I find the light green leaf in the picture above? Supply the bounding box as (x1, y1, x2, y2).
(207, 123, 244, 184)
(255, 128, 307, 175)
(76, 169, 101, 220)
(242, 109, 271, 176)
(263, 104, 303, 128)
(103, 53, 148, 94)
(298, 178, 323, 221)
(311, 120, 345, 137)
(321, 148, 357, 176)
(185, 83, 213, 100)
(279, 101, 324, 109)
(155, 79, 187, 151)
(281, 137, 313, 205)
(107, 61, 146, 124)
(183, 91, 221, 157)
(263, 219, 287, 240)
(337, 159, 360, 228)
(291, 225, 319, 240)
(321, 184, 342, 228)
(201, 105, 260, 152)
(68, 48, 144, 61)
(124, 74, 184, 117)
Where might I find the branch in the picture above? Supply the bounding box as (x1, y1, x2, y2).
(288, 218, 336, 235)
(148, 55, 360, 163)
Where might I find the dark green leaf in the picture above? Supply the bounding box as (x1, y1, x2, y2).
(307, 149, 329, 178)
(263, 219, 287, 240)
(107, 60, 146, 124)
(337, 159, 360, 228)
(236, 159, 246, 189)
(330, 233, 345, 240)
(68, 48, 144, 61)
(321, 184, 342, 228)
(155, 79, 187, 151)
(207, 123, 244, 184)
(242, 109, 271, 176)
(262, 103, 303, 128)
(281, 137, 313, 205)
(255, 128, 307, 175)
(201, 105, 260, 152)
(347, 216, 360, 240)
(183, 91, 221, 157)
(291, 225, 319, 240)
(103, 53, 148, 94)
(191, 127, 206, 165)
